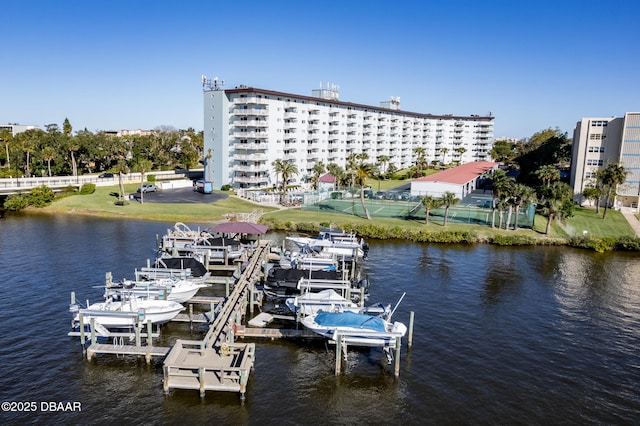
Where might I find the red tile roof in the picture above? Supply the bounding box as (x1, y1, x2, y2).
(318, 173, 336, 183)
(415, 162, 499, 185)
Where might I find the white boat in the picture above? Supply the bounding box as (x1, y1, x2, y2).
(72, 297, 184, 329)
(285, 289, 389, 317)
(300, 310, 407, 348)
(105, 278, 207, 303)
(286, 228, 369, 261)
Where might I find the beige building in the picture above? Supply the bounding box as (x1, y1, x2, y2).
(570, 113, 640, 210)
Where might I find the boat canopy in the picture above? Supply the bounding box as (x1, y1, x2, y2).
(314, 311, 386, 332)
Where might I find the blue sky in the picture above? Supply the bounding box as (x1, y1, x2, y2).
(2, 0, 639, 139)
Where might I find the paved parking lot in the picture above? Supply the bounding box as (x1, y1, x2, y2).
(132, 187, 229, 204)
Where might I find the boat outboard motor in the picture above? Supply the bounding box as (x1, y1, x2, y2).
(356, 277, 370, 291)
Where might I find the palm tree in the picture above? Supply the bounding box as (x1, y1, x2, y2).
(412, 148, 426, 170)
(440, 147, 449, 165)
(0, 128, 12, 171)
(353, 155, 376, 220)
(377, 155, 390, 177)
(326, 163, 344, 189)
(543, 199, 562, 236)
(311, 161, 325, 190)
(132, 158, 153, 205)
(441, 191, 460, 226)
(42, 146, 57, 177)
(274, 160, 298, 203)
(272, 159, 284, 195)
(114, 159, 129, 203)
(535, 165, 560, 187)
(512, 183, 536, 231)
(599, 163, 628, 219)
(484, 169, 514, 228)
(421, 195, 443, 225)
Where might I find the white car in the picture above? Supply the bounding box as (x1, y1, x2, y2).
(137, 184, 158, 193)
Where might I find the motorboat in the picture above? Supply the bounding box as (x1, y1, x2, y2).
(285, 289, 389, 317)
(300, 310, 407, 348)
(104, 277, 207, 303)
(262, 267, 348, 300)
(71, 296, 184, 329)
(286, 228, 369, 261)
(161, 222, 249, 263)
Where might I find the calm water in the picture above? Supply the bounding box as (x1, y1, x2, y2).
(0, 214, 639, 425)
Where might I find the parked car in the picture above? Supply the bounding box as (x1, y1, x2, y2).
(137, 184, 158, 193)
(374, 191, 386, 199)
(98, 172, 114, 178)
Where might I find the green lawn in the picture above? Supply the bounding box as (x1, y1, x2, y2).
(36, 184, 638, 241)
(41, 185, 278, 222)
(559, 207, 634, 238)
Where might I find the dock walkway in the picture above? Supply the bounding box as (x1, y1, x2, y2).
(162, 240, 270, 399)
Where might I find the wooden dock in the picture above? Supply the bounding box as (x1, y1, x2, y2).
(163, 240, 270, 399)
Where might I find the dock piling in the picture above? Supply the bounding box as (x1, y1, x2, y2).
(408, 311, 414, 349)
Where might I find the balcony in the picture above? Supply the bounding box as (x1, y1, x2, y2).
(233, 153, 268, 162)
(234, 131, 268, 140)
(234, 174, 269, 184)
(233, 108, 268, 116)
(233, 119, 268, 129)
(234, 96, 268, 105)
(234, 142, 268, 151)
(233, 164, 268, 173)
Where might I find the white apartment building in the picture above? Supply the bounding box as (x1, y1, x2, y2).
(570, 112, 640, 209)
(203, 82, 494, 190)
(0, 123, 39, 136)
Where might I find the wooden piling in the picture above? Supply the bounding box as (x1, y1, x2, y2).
(146, 320, 153, 347)
(408, 311, 414, 348)
(394, 337, 401, 377)
(335, 334, 342, 375)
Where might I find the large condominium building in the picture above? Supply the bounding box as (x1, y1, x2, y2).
(570, 112, 640, 209)
(203, 82, 494, 190)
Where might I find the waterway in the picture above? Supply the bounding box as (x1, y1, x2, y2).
(0, 214, 639, 425)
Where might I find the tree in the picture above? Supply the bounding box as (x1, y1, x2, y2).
(353, 153, 376, 220)
(114, 160, 129, 203)
(582, 186, 601, 210)
(489, 139, 517, 164)
(484, 168, 514, 228)
(412, 148, 427, 169)
(326, 163, 345, 188)
(377, 155, 390, 177)
(273, 160, 298, 203)
(441, 191, 460, 226)
(540, 182, 574, 235)
(41, 146, 57, 177)
(514, 128, 571, 186)
(543, 199, 562, 236)
(512, 183, 536, 231)
(421, 195, 443, 225)
(132, 158, 153, 205)
(440, 147, 449, 165)
(63, 118, 72, 137)
(311, 161, 325, 190)
(535, 165, 560, 187)
(0, 128, 12, 171)
(453, 147, 467, 165)
(598, 163, 628, 219)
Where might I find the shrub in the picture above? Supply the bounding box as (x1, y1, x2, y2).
(221, 184, 231, 191)
(147, 175, 156, 183)
(28, 186, 55, 207)
(80, 183, 96, 194)
(614, 236, 640, 251)
(114, 200, 130, 206)
(3, 193, 30, 211)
